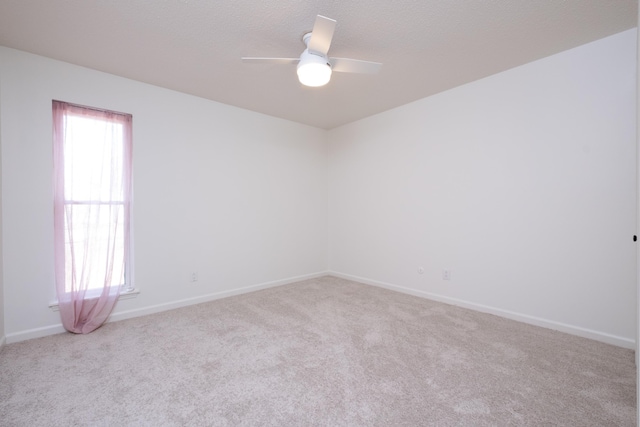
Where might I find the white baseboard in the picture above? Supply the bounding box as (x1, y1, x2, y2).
(0, 335, 6, 352)
(5, 271, 330, 344)
(5, 324, 67, 344)
(107, 270, 329, 324)
(329, 271, 635, 349)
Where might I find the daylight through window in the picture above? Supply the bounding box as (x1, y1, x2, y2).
(53, 101, 133, 297)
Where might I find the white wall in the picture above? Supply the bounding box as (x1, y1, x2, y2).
(636, 0, 639, 418)
(0, 47, 328, 342)
(328, 29, 637, 348)
(0, 76, 4, 349)
(1, 29, 637, 348)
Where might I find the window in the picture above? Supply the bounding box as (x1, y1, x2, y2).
(53, 101, 133, 298)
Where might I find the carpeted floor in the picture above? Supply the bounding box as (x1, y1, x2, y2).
(0, 276, 636, 426)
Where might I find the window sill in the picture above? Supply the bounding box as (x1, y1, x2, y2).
(48, 288, 140, 312)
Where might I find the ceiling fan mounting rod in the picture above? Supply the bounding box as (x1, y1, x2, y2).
(302, 32, 313, 47)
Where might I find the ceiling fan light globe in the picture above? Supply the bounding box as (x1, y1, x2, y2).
(297, 50, 332, 87)
(297, 62, 332, 87)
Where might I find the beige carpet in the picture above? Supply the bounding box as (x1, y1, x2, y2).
(0, 276, 636, 426)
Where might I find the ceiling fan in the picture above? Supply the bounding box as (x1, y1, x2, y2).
(242, 15, 382, 87)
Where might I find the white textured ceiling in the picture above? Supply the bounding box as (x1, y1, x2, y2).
(0, 1, 636, 129)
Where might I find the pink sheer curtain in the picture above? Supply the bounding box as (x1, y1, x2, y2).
(53, 100, 133, 334)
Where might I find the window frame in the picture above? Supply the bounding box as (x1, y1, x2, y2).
(52, 100, 135, 300)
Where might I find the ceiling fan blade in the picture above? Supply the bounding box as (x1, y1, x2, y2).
(330, 57, 382, 74)
(241, 57, 300, 65)
(307, 15, 336, 55)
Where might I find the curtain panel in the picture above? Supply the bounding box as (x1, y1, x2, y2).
(52, 100, 133, 334)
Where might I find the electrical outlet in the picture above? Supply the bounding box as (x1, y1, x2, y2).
(191, 272, 198, 282)
(442, 269, 451, 281)
(417, 267, 424, 274)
